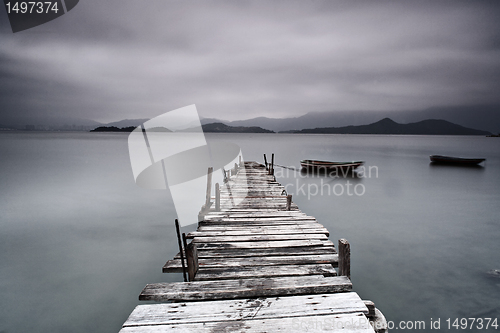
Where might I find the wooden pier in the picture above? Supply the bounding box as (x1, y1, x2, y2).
(120, 161, 387, 332)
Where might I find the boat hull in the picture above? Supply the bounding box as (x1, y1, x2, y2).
(300, 159, 364, 172)
(429, 155, 485, 165)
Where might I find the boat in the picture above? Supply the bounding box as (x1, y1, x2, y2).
(429, 155, 486, 165)
(300, 159, 364, 172)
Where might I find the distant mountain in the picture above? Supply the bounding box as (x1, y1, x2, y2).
(224, 105, 500, 133)
(202, 122, 274, 133)
(283, 118, 491, 135)
(200, 117, 226, 125)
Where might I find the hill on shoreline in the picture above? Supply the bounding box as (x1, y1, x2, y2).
(90, 123, 274, 133)
(281, 118, 492, 135)
(202, 123, 274, 133)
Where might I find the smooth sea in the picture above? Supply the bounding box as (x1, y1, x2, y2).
(1, 132, 499, 332)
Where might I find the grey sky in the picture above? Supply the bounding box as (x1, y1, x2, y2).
(1, 0, 499, 124)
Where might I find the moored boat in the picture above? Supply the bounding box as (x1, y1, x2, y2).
(300, 159, 364, 172)
(429, 155, 486, 165)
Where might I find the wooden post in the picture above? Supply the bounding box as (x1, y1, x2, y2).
(205, 167, 213, 207)
(181, 232, 189, 271)
(234, 163, 238, 175)
(263, 154, 268, 170)
(182, 233, 197, 282)
(363, 300, 376, 318)
(215, 182, 220, 211)
(186, 242, 199, 282)
(271, 153, 274, 175)
(175, 219, 187, 282)
(286, 194, 292, 211)
(338, 238, 351, 279)
(222, 168, 227, 183)
(239, 155, 242, 167)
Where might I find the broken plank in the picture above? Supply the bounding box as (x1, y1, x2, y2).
(139, 275, 352, 301)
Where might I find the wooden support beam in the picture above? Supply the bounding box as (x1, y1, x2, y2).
(338, 238, 350, 279)
(363, 300, 376, 318)
(263, 154, 268, 170)
(186, 242, 199, 282)
(205, 167, 213, 207)
(286, 194, 292, 211)
(215, 183, 220, 211)
(221, 168, 227, 183)
(270, 153, 274, 175)
(175, 219, 187, 282)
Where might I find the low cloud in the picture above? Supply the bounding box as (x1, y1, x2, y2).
(1, 0, 499, 124)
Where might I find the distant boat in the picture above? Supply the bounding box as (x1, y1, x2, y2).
(300, 159, 364, 171)
(429, 155, 486, 165)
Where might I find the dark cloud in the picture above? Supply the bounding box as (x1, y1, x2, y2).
(1, 0, 500, 124)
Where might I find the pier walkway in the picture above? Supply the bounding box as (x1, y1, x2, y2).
(120, 161, 386, 332)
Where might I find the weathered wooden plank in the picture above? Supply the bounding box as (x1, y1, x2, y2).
(218, 207, 300, 211)
(218, 205, 299, 210)
(194, 264, 337, 280)
(139, 275, 352, 301)
(195, 239, 335, 249)
(200, 222, 318, 227)
(174, 246, 336, 259)
(202, 216, 316, 223)
(219, 195, 287, 199)
(188, 228, 329, 238)
(197, 225, 326, 232)
(205, 211, 311, 217)
(191, 233, 328, 243)
(121, 313, 374, 332)
(198, 217, 319, 227)
(205, 213, 311, 218)
(120, 313, 374, 332)
(163, 254, 338, 272)
(218, 201, 295, 206)
(124, 292, 368, 327)
(198, 224, 324, 230)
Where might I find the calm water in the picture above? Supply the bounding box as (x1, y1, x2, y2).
(1, 132, 499, 332)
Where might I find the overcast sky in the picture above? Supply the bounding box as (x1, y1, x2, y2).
(1, 0, 500, 124)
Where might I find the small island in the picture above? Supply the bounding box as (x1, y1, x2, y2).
(90, 126, 136, 132)
(202, 123, 274, 133)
